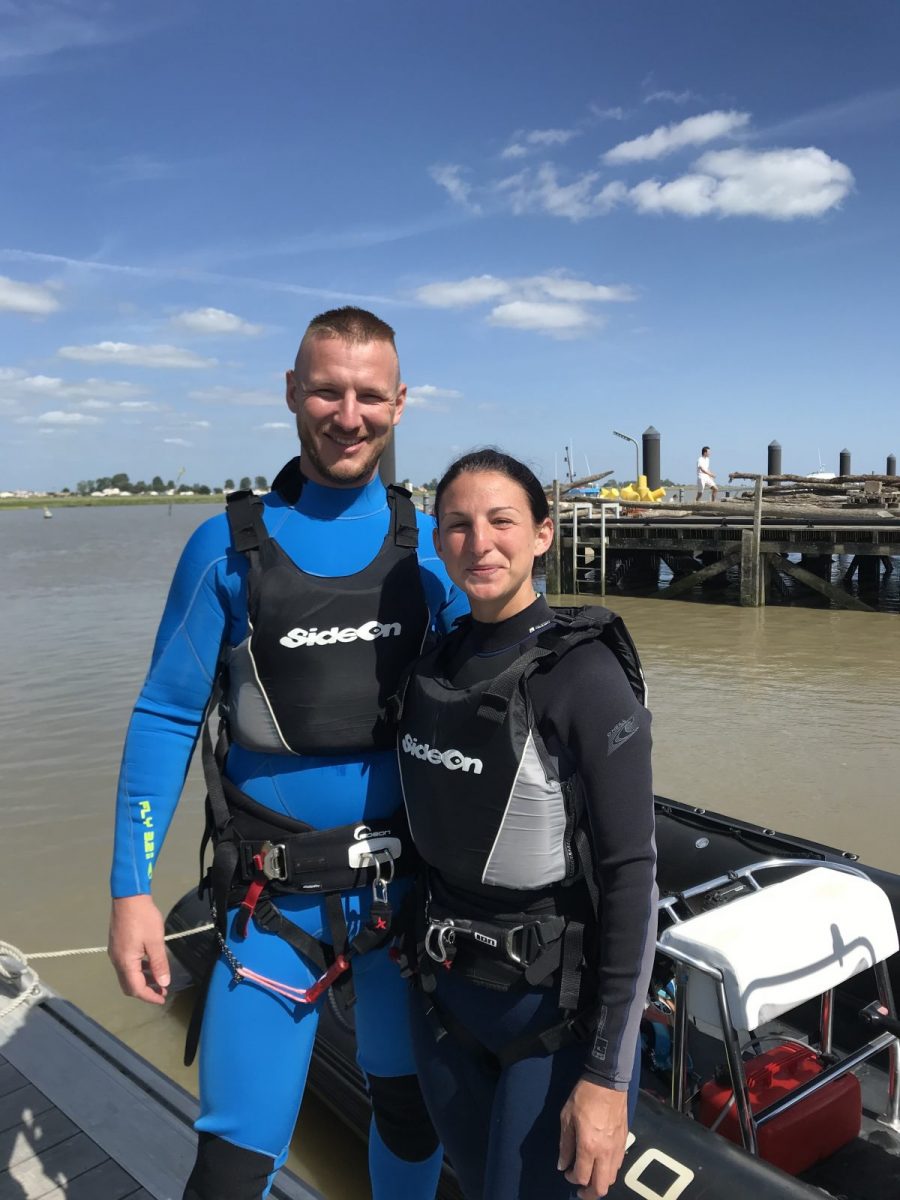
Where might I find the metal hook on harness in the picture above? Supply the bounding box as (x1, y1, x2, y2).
(370, 849, 395, 906)
(424, 919, 457, 964)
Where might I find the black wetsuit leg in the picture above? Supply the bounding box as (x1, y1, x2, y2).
(410, 973, 641, 1200)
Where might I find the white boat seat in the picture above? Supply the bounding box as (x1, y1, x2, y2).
(658, 866, 899, 1040)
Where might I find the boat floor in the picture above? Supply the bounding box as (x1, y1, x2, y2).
(0, 988, 323, 1200)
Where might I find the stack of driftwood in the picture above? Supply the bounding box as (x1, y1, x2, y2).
(728, 472, 900, 513)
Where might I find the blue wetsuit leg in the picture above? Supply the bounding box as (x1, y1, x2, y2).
(195, 884, 441, 1200)
(410, 972, 641, 1200)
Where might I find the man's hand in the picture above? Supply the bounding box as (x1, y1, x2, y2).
(108, 894, 171, 1005)
(558, 1079, 628, 1199)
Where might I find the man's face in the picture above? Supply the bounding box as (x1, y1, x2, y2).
(285, 335, 405, 488)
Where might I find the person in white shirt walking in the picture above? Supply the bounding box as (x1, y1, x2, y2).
(696, 446, 718, 501)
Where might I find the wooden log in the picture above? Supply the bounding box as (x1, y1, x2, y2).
(663, 544, 742, 598)
(773, 556, 875, 612)
(730, 471, 900, 485)
(545, 470, 614, 495)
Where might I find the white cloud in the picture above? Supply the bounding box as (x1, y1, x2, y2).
(605, 110, 750, 164)
(188, 385, 281, 407)
(416, 275, 511, 308)
(0, 275, 60, 314)
(164, 437, 191, 446)
(416, 271, 633, 339)
(36, 410, 101, 425)
(190, 419, 211, 428)
(488, 301, 598, 338)
(119, 399, 157, 410)
(58, 341, 216, 368)
(258, 421, 292, 430)
(629, 146, 853, 219)
(502, 128, 579, 158)
(80, 398, 113, 410)
(171, 306, 263, 336)
(589, 105, 626, 121)
(429, 164, 480, 212)
(499, 164, 625, 221)
(526, 275, 634, 303)
(644, 89, 698, 106)
(406, 385, 463, 408)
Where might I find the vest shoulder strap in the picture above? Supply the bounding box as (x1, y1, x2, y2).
(387, 484, 419, 549)
(476, 606, 646, 725)
(226, 489, 268, 554)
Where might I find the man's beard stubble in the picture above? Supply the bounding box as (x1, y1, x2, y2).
(295, 416, 387, 487)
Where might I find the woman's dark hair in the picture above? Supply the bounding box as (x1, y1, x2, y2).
(434, 448, 549, 525)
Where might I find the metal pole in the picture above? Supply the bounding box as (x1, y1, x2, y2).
(613, 430, 639, 483)
(600, 503, 607, 600)
(572, 505, 579, 596)
(888, 454, 897, 477)
(839, 448, 851, 478)
(550, 480, 561, 595)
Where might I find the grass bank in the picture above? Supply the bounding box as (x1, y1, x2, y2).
(0, 495, 224, 511)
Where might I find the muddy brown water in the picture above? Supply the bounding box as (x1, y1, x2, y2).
(1, 504, 897, 1197)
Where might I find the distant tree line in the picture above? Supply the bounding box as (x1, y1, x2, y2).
(71, 473, 270, 496)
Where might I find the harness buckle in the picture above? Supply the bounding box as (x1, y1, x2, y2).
(259, 841, 288, 882)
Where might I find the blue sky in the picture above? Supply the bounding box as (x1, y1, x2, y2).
(2, 0, 898, 491)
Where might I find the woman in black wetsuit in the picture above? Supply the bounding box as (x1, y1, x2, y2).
(397, 450, 657, 1200)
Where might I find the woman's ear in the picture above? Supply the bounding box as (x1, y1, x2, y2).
(535, 517, 554, 556)
(432, 524, 443, 559)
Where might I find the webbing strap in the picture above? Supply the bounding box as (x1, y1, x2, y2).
(474, 623, 604, 725)
(225, 490, 267, 554)
(387, 485, 419, 549)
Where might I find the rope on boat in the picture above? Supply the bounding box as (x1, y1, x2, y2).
(0, 924, 214, 1022)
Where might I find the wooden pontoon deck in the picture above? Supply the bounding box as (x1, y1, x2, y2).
(0, 988, 323, 1200)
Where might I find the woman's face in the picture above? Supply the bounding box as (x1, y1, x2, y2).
(435, 470, 554, 622)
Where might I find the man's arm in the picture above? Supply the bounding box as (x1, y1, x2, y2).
(108, 516, 234, 1002)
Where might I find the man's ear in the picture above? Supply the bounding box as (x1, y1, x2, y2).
(285, 370, 298, 414)
(392, 382, 407, 426)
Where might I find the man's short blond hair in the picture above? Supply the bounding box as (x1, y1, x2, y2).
(297, 306, 397, 362)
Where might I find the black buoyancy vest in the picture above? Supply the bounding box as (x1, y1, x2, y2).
(397, 607, 646, 892)
(224, 458, 429, 756)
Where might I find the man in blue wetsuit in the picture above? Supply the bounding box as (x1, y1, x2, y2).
(108, 307, 467, 1200)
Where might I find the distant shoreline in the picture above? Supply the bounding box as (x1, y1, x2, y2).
(0, 495, 223, 511)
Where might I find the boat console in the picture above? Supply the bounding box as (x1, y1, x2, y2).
(657, 860, 900, 1165)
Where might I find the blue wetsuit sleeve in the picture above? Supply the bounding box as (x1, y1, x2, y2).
(110, 516, 235, 897)
(415, 511, 469, 635)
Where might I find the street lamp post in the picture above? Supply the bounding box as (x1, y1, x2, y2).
(613, 430, 640, 483)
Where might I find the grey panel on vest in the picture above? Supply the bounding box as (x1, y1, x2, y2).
(482, 731, 568, 888)
(226, 640, 291, 754)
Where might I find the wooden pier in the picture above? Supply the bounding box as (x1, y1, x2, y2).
(0, 987, 322, 1200)
(551, 482, 900, 612)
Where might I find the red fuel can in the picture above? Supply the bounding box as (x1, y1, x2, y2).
(698, 1042, 861, 1175)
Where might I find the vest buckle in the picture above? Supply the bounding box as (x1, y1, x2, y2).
(259, 841, 288, 881)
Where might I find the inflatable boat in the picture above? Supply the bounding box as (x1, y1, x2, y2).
(166, 797, 900, 1200)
